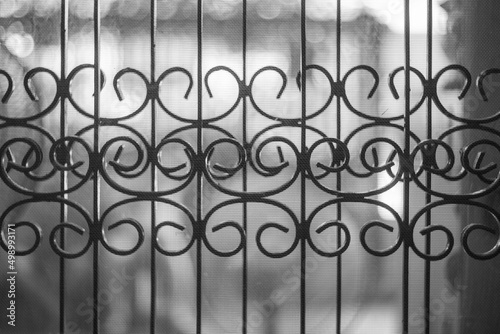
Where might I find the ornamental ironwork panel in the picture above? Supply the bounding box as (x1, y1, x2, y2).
(0, 1, 499, 333)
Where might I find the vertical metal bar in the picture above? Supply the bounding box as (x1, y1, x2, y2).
(335, 1, 342, 333)
(425, 1, 433, 333)
(403, 0, 411, 333)
(241, 0, 248, 332)
(92, 0, 101, 333)
(196, 1, 204, 333)
(300, 0, 307, 333)
(150, 0, 158, 332)
(59, 1, 69, 333)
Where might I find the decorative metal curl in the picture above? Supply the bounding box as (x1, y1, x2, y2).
(1, 220, 42, 256)
(1, 137, 43, 174)
(249, 123, 333, 178)
(358, 201, 404, 257)
(388, 66, 426, 114)
(201, 128, 320, 198)
(360, 138, 403, 174)
(205, 137, 246, 180)
(433, 125, 500, 183)
(0, 128, 94, 194)
(413, 225, 454, 261)
(349, 137, 407, 198)
(474, 68, 500, 123)
(305, 137, 352, 195)
(296, 64, 335, 118)
(397, 139, 496, 202)
(477, 68, 500, 100)
(308, 220, 351, 257)
(251, 199, 300, 258)
(0, 137, 48, 194)
(114, 67, 192, 121)
(409, 201, 456, 261)
(101, 136, 147, 178)
(150, 198, 197, 256)
(46, 198, 94, 259)
(340, 65, 380, 120)
(101, 219, 145, 256)
(430, 65, 472, 122)
(44, 136, 94, 196)
(112, 67, 194, 121)
(203, 220, 246, 257)
(49, 137, 87, 172)
(156, 67, 194, 122)
(307, 137, 350, 175)
(0, 137, 43, 175)
(23, 67, 60, 117)
(256, 223, 298, 258)
(461, 139, 500, 184)
(253, 136, 297, 177)
(462, 224, 500, 260)
(360, 220, 402, 257)
(204, 66, 242, 122)
(411, 139, 500, 199)
(100, 134, 196, 196)
(388, 64, 473, 123)
(113, 67, 150, 118)
(307, 198, 403, 257)
(49, 222, 92, 259)
(248, 66, 288, 121)
(154, 221, 194, 256)
(344, 65, 379, 100)
(411, 139, 455, 176)
(389, 66, 425, 99)
(460, 201, 500, 260)
(434, 64, 471, 100)
(71, 123, 147, 178)
(65, 64, 107, 118)
(155, 137, 196, 181)
(0, 69, 14, 103)
(342, 123, 420, 180)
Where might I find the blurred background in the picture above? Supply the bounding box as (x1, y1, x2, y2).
(0, 0, 477, 333)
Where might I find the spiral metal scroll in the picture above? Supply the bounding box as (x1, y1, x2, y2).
(1, 61, 499, 265)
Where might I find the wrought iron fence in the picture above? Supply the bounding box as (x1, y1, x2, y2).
(1, 0, 499, 333)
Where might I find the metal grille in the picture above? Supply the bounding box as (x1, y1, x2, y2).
(1, 0, 499, 333)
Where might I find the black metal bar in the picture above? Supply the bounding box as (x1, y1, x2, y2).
(150, 0, 158, 332)
(336, 1, 342, 333)
(196, 1, 203, 333)
(59, 1, 69, 333)
(92, 0, 101, 333)
(241, 0, 248, 333)
(403, 0, 411, 333)
(425, 1, 433, 333)
(300, 1, 307, 333)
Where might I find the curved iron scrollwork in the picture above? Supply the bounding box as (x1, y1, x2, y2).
(1, 62, 500, 265)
